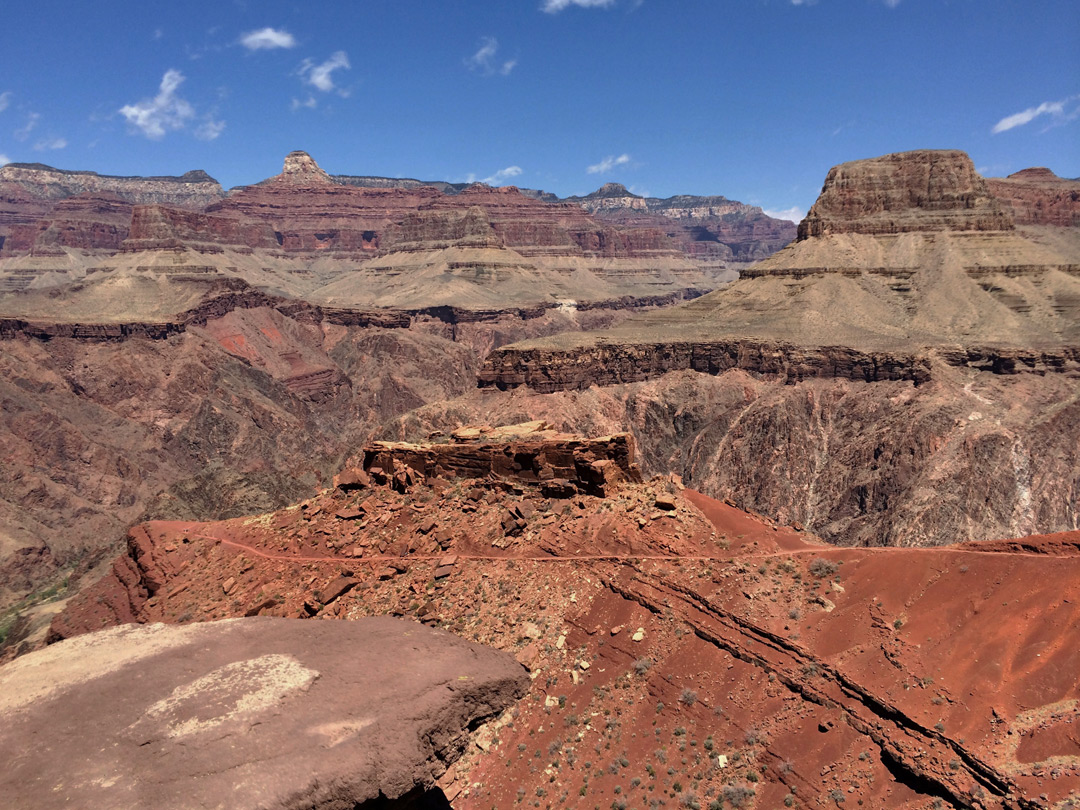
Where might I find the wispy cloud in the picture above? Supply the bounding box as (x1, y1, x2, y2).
(194, 119, 225, 141)
(992, 95, 1080, 134)
(465, 37, 517, 76)
(290, 95, 318, 112)
(0, 92, 11, 113)
(764, 206, 806, 223)
(14, 112, 40, 141)
(542, 0, 616, 12)
(587, 153, 631, 174)
(119, 69, 221, 140)
(240, 27, 297, 51)
(0, 154, 10, 166)
(33, 136, 67, 151)
(298, 51, 350, 94)
(467, 165, 523, 185)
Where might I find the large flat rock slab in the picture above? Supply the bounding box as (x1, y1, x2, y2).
(0, 617, 527, 810)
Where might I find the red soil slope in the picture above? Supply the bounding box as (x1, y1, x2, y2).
(50, 432, 1079, 810)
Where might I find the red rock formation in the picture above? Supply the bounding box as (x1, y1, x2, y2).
(1, 192, 133, 254)
(798, 149, 1014, 238)
(203, 154, 686, 260)
(121, 204, 278, 252)
(987, 167, 1080, 227)
(360, 423, 641, 496)
(45, 454, 1080, 809)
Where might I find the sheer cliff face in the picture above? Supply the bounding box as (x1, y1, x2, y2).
(987, 167, 1080, 227)
(797, 149, 1014, 238)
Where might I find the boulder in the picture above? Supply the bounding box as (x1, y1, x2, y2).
(0, 617, 527, 810)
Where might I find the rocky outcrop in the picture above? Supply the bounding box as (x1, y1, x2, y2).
(360, 422, 641, 496)
(798, 149, 1014, 238)
(0, 193, 133, 254)
(479, 338, 934, 392)
(2, 617, 526, 810)
(568, 182, 796, 262)
(987, 167, 1080, 227)
(121, 204, 279, 252)
(0, 162, 223, 208)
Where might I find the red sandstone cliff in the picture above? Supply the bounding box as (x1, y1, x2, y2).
(798, 149, 1014, 238)
(987, 167, 1080, 227)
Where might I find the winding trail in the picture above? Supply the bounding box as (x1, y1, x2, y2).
(179, 525, 1072, 569)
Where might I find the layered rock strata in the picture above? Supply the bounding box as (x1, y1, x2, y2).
(482, 149, 1080, 392)
(987, 167, 1080, 227)
(0, 162, 224, 207)
(0, 617, 526, 809)
(568, 182, 796, 262)
(797, 149, 1013, 238)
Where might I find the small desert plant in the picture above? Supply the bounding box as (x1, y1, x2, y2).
(809, 557, 839, 579)
(679, 688, 698, 706)
(722, 784, 755, 808)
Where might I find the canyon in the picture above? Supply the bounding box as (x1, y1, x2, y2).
(0, 146, 1078, 809)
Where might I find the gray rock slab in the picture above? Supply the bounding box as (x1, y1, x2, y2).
(0, 616, 527, 810)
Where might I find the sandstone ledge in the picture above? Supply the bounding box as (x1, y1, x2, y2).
(0, 287, 707, 343)
(478, 339, 934, 392)
(478, 339, 1080, 392)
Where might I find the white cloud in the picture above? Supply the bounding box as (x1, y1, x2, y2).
(14, 112, 40, 141)
(0, 92, 11, 113)
(119, 69, 198, 139)
(542, 0, 616, 11)
(992, 95, 1079, 134)
(586, 153, 631, 174)
(466, 166, 524, 186)
(466, 37, 517, 76)
(194, 118, 225, 141)
(240, 27, 297, 51)
(290, 95, 318, 112)
(33, 136, 67, 151)
(298, 51, 350, 93)
(764, 206, 806, 223)
(0, 154, 10, 166)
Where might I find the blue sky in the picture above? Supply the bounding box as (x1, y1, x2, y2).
(1, 0, 1077, 221)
